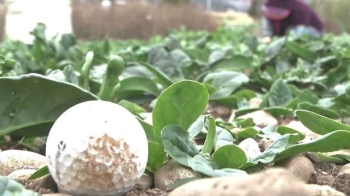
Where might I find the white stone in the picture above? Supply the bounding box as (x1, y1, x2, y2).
(0, 150, 46, 176)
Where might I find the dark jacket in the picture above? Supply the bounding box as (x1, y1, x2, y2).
(265, 0, 324, 36)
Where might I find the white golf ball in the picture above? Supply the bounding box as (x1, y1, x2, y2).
(45, 100, 148, 196)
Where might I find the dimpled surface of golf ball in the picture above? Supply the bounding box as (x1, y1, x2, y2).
(45, 100, 148, 196)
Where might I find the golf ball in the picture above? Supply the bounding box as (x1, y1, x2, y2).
(45, 100, 148, 196)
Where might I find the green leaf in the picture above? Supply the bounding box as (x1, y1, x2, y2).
(316, 153, 348, 164)
(267, 79, 293, 107)
(277, 126, 305, 141)
(138, 61, 173, 88)
(188, 116, 205, 139)
(0, 74, 98, 137)
(212, 144, 248, 169)
(162, 125, 199, 167)
(286, 41, 317, 62)
(237, 127, 259, 139)
(118, 100, 146, 116)
(201, 116, 216, 154)
(115, 77, 160, 98)
(276, 131, 350, 162)
(147, 141, 167, 173)
(263, 107, 293, 118)
(153, 80, 209, 143)
(296, 110, 350, 135)
(298, 103, 339, 119)
(0, 176, 41, 195)
(215, 127, 235, 150)
(234, 118, 255, 128)
(28, 166, 49, 180)
(203, 71, 249, 99)
(188, 154, 248, 177)
(211, 55, 253, 71)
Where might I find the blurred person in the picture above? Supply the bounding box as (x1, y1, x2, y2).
(262, 0, 324, 38)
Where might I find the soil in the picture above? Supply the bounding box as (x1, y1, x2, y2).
(1, 103, 349, 196)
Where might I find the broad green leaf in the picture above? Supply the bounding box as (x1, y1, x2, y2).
(234, 108, 260, 118)
(153, 80, 209, 143)
(296, 110, 350, 135)
(215, 127, 235, 150)
(212, 144, 248, 169)
(298, 90, 319, 104)
(268, 79, 293, 107)
(0, 176, 41, 195)
(115, 77, 160, 98)
(0, 74, 98, 137)
(188, 154, 248, 177)
(162, 125, 199, 167)
(237, 127, 259, 139)
(28, 166, 49, 180)
(147, 141, 167, 173)
(298, 103, 339, 119)
(286, 41, 317, 62)
(211, 96, 238, 108)
(201, 116, 216, 154)
(234, 118, 255, 128)
(276, 131, 350, 162)
(203, 71, 249, 99)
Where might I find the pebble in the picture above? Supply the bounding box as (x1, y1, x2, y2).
(0, 150, 47, 176)
(275, 155, 315, 183)
(238, 138, 262, 160)
(154, 159, 203, 190)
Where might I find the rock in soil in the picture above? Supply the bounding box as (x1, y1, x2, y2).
(168, 168, 312, 196)
(276, 155, 315, 183)
(154, 159, 203, 190)
(0, 149, 47, 176)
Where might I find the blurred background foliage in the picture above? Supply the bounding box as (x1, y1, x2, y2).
(0, 0, 349, 42)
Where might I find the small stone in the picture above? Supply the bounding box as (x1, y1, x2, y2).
(0, 150, 47, 176)
(214, 105, 232, 118)
(275, 155, 315, 183)
(154, 159, 203, 190)
(237, 110, 278, 128)
(339, 163, 350, 173)
(249, 97, 262, 108)
(168, 168, 311, 196)
(306, 184, 346, 196)
(42, 194, 72, 196)
(238, 138, 262, 160)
